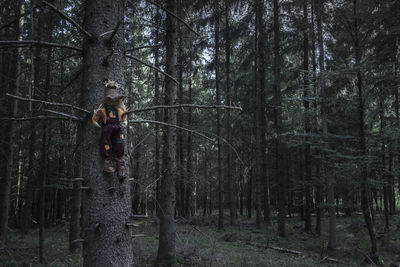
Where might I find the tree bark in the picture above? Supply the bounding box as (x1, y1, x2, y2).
(214, 2, 224, 230)
(80, 0, 133, 266)
(274, 0, 286, 237)
(157, 0, 178, 263)
(353, 0, 377, 257)
(0, 0, 23, 243)
(224, 0, 236, 226)
(303, 0, 312, 234)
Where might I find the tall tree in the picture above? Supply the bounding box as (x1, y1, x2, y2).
(224, 0, 236, 226)
(0, 0, 23, 243)
(352, 0, 377, 258)
(316, 0, 336, 250)
(274, 0, 285, 237)
(214, 1, 224, 231)
(303, 0, 312, 234)
(80, 0, 133, 265)
(157, 0, 178, 263)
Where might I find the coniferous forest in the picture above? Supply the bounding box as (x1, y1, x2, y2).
(0, 0, 400, 266)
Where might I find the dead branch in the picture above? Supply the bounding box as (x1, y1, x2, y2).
(146, 0, 200, 36)
(129, 119, 213, 141)
(124, 104, 242, 115)
(43, 109, 83, 121)
(0, 40, 82, 52)
(5, 93, 90, 114)
(0, 116, 76, 121)
(41, 0, 93, 39)
(246, 242, 347, 265)
(125, 54, 180, 85)
(0, 10, 32, 31)
(124, 43, 162, 53)
(106, 20, 121, 43)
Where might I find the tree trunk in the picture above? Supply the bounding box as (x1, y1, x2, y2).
(353, 0, 377, 257)
(0, 0, 23, 243)
(224, 0, 235, 226)
(255, 0, 270, 227)
(303, 0, 312, 234)
(214, 2, 224, 230)
(157, 0, 177, 263)
(80, 0, 133, 266)
(274, 0, 286, 237)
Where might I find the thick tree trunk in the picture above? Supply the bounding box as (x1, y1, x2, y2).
(157, 0, 177, 263)
(80, 0, 133, 266)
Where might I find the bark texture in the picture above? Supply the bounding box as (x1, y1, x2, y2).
(81, 0, 133, 266)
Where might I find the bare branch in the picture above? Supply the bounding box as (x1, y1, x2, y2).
(124, 104, 242, 115)
(145, 0, 200, 36)
(0, 10, 31, 31)
(0, 40, 82, 52)
(41, 0, 93, 39)
(5, 93, 90, 114)
(129, 119, 213, 141)
(43, 109, 84, 121)
(0, 116, 77, 121)
(125, 54, 180, 85)
(124, 44, 162, 53)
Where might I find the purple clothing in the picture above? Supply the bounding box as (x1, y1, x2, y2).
(100, 118, 124, 160)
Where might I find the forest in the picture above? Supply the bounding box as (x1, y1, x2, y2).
(0, 0, 399, 266)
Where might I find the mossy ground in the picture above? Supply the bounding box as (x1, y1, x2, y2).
(1, 213, 400, 266)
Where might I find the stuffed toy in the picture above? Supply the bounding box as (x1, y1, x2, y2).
(92, 81, 128, 175)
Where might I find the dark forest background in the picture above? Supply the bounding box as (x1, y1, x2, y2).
(0, 0, 400, 266)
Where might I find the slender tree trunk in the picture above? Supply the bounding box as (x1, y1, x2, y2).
(153, 7, 162, 216)
(80, 0, 133, 266)
(224, 0, 235, 226)
(255, 0, 270, 227)
(185, 73, 193, 218)
(157, 0, 177, 263)
(353, 0, 377, 258)
(316, 0, 336, 250)
(0, 0, 23, 243)
(303, 0, 312, 233)
(379, 95, 389, 231)
(214, 3, 224, 230)
(274, 0, 285, 237)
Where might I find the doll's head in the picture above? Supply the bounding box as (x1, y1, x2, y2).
(102, 80, 126, 109)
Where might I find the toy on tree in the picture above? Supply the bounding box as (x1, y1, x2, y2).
(92, 81, 128, 175)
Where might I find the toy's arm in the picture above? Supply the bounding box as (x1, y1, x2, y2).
(92, 109, 103, 128)
(118, 108, 128, 127)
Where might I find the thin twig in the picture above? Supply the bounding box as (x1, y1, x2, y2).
(5, 93, 90, 114)
(43, 109, 83, 121)
(129, 119, 213, 141)
(124, 104, 242, 115)
(41, 0, 93, 39)
(0, 40, 82, 52)
(125, 54, 180, 85)
(124, 43, 162, 53)
(146, 0, 200, 36)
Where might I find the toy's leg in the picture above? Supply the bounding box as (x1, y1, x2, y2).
(111, 125, 125, 159)
(112, 125, 126, 175)
(100, 125, 115, 173)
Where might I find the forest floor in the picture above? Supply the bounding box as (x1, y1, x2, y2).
(1, 213, 400, 266)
